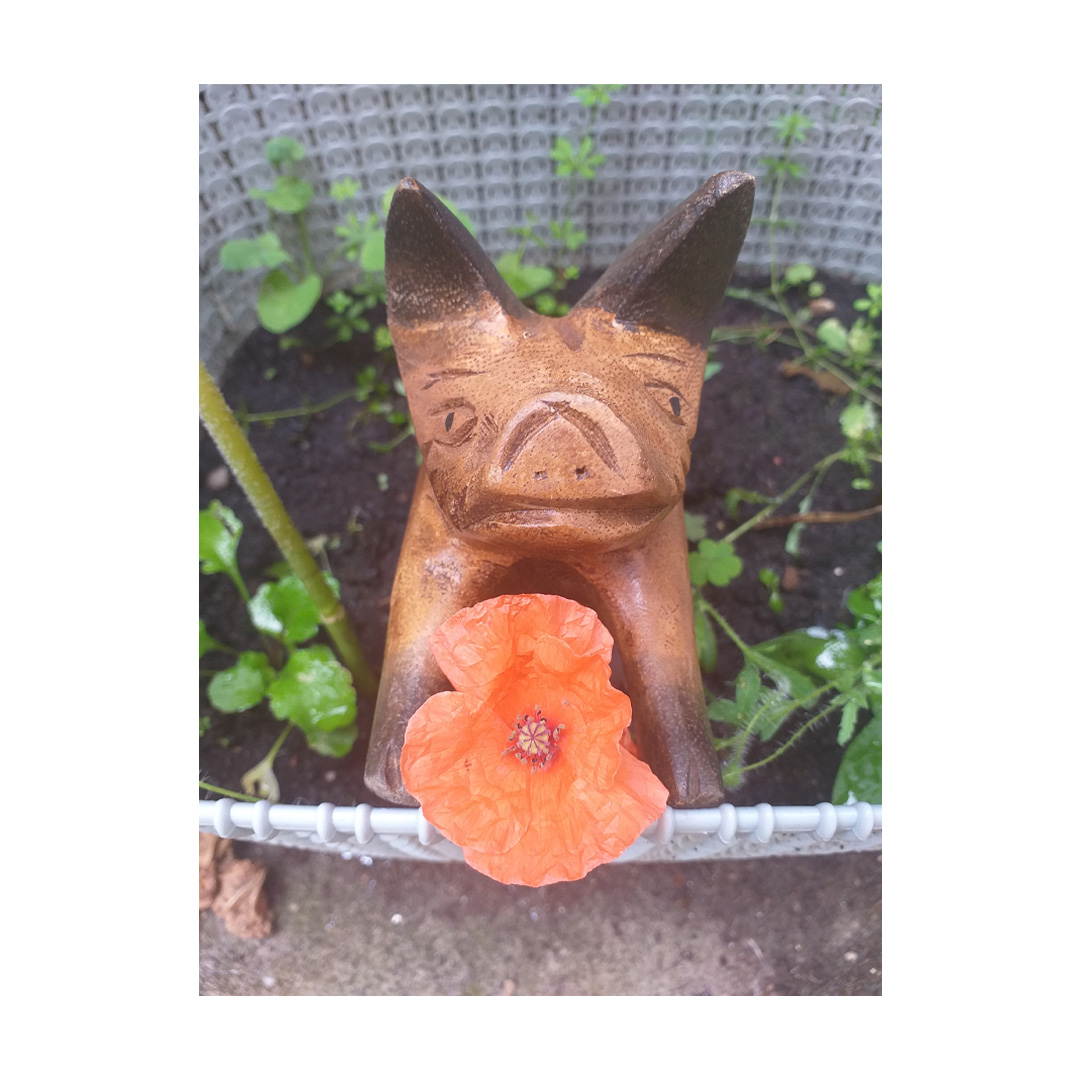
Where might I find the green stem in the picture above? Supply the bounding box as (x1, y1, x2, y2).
(698, 599, 753, 656)
(296, 211, 316, 277)
(736, 700, 837, 776)
(199, 361, 377, 697)
(198, 781, 260, 802)
(720, 450, 846, 545)
(243, 387, 360, 425)
(368, 422, 415, 453)
(726, 680, 835, 784)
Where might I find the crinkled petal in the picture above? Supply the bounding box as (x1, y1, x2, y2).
(483, 663, 630, 791)
(463, 745, 669, 887)
(400, 692, 530, 855)
(431, 594, 613, 690)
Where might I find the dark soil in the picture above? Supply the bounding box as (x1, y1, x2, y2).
(199, 271, 881, 810)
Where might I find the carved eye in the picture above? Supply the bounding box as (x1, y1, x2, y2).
(432, 401, 477, 446)
(644, 383, 687, 425)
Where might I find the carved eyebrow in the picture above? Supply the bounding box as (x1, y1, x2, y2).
(427, 396, 473, 416)
(644, 379, 686, 397)
(623, 352, 687, 367)
(421, 368, 486, 390)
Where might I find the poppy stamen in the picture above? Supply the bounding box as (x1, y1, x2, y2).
(503, 707, 563, 770)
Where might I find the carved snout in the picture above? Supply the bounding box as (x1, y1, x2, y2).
(479, 395, 677, 507)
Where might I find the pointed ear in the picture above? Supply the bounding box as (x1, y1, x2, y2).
(385, 177, 526, 326)
(574, 171, 755, 348)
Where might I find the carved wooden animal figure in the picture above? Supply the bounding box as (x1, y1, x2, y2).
(366, 171, 755, 808)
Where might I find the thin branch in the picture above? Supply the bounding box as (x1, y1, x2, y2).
(752, 505, 882, 530)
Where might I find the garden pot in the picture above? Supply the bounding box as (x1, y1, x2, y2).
(199, 83, 882, 864)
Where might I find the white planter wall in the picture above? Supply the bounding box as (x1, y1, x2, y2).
(199, 84, 882, 376)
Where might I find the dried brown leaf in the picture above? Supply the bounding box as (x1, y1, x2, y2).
(211, 857, 274, 939)
(780, 360, 850, 396)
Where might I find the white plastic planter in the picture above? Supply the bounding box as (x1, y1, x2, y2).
(198, 799, 882, 861)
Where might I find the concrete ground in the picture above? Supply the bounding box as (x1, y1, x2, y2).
(199, 843, 881, 995)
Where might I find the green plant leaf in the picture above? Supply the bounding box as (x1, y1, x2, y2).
(326, 290, 351, 314)
(199, 501, 243, 578)
(754, 628, 865, 686)
(374, 325, 394, 352)
(360, 232, 386, 273)
(690, 539, 743, 587)
(847, 322, 876, 356)
(684, 511, 707, 543)
(746, 683, 803, 741)
(837, 695, 862, 745)
(207, 651, 274, 713)
(267, 645, 357, 735)
(832, 715, 881, 803)
(734, 663, 762, 723)
(847, 574, 882, 622)
(839, 400, 878, 442)
(248, 573, 339, 645)
(262, 176, 314, 215)
(199, 619, 226, 658)
(694, 601, 717, 673)
(219, 232, 292, 271)
(572, 84, 624, 108)
(496, 250, 556, 299)
(817, 317, 850, 353)
(257, 271, 322, 334)
(264, 136, 306, 165)
(305, 721, 359, 758)
(707, 698, 739, 726)
(784, 262, 816, 286)
(759, 567, 784, 611)
(330, 177, 360, 201)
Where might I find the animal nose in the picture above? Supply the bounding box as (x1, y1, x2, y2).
(485, 396, 665, 500)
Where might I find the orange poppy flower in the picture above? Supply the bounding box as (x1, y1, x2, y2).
(400, 593, 670, 887)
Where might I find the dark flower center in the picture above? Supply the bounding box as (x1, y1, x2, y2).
(503, 707, 564, 771)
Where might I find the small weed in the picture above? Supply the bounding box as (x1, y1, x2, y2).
(699, 570, 881, 802)
(496, 85, 624, 311)
(199, 501, 360, 801)
(218, 137, 322, 334)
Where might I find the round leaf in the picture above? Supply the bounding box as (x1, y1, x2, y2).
(305, 722, 359, 758)
(702, 539, 743, 586)
(267, 645, 356, 734)
(257, 271, 322, 334)
(264, 136, 306, 165)
(207, 652, 274, 713)
(683, 511, 707, 542)
(265, 176, 314, 214)
(219, 232, 291, 271)
(816, 317, 850, 354)
(784, 262, 816, 285)
(199, 501, 242, 577)
(248, 573, 339, 645)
